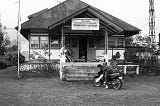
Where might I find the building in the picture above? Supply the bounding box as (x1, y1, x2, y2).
(20, 0, 141, 62)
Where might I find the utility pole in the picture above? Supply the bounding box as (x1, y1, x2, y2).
(17, 0, 21, 78)
(149, 0, 157, 74)
(149, 0, 155, 47)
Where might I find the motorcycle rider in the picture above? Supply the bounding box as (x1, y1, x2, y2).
(103, 55, 118, 89)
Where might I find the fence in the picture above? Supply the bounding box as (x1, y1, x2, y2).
(117, 65, 139, 75)
(112, 46, 159, 74)
(19, 62, 60, 73)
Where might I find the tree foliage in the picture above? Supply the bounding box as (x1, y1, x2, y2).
(5, 52, 25, 66)
(0, 24, 5, 55)
(124, 35, 157, 63)
(0, 23, 10, 56)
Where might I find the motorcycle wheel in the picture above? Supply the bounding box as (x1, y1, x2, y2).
(112, 79, 122, 90)
(92, 78, 102, 87)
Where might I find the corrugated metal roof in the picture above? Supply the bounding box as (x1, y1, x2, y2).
(28, 8, 49, 19)
(21, 0, 141, 34)
(22, 0, 88, 29)
(91, 6, 141, 32)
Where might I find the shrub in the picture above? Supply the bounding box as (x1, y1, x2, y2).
(0, 61, 7, 69)
(0, 57, 7, 69)
(5, 52, 25, 66)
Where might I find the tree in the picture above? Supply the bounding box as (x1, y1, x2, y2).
(0, 23, 10, 55)
(124, 35, 154, 63)
(10, 45, 18, 51)
(0, 23, 5, 55)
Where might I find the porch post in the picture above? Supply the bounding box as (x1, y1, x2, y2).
(49, 31, 50, 60)
(60, 24, 65, 80)
(28, 33, 30, 61)
(104, 28, 109, 63)
(62, 25, 64, 50)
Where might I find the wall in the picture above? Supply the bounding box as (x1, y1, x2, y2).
(87, 48, 96, 60)
(50, 49, 60, 59)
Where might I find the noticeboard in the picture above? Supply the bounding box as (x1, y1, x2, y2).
(71, 18, 99, 30)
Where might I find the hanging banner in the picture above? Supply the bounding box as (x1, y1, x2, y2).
(71, 18, 99, 30)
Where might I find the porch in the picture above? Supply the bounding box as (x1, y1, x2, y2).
(19, 60, 140, 80)
(29, 33, 126, 62)
(60, 62, 139, 80)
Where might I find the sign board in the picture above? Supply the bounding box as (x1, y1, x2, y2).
(71, 18, 99, 30)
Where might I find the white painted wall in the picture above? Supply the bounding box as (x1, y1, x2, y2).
(50, 49, 61, 59)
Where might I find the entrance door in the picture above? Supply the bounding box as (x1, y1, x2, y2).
(79, 36, 87, 60)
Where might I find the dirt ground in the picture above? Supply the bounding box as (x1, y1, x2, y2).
(0, 66, 160, 106)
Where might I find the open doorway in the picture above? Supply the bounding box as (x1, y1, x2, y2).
(79, 36, 87, 61)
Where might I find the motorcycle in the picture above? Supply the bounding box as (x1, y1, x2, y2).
(92, 64, 123, 90)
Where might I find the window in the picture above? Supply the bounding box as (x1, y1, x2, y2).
(95, 39, 104, 49)
(30, 36, 39, 48)
(117, 38, 124, 48)
(40, 36, 49, 48)
(108, 37, 124, 48)
(50, 37, 60, 49)
(30, 35, 49, 49)
(108, 37, 116, 48)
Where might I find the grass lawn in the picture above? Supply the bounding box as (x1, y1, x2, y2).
(0, 66, 160, 106)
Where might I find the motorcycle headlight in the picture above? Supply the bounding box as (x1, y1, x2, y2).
(119, 77, 123, 79)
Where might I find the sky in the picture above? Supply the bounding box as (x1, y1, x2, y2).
(0, 0, 160, 37)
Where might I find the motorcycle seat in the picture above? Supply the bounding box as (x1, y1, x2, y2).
(110, 73, 120, 76)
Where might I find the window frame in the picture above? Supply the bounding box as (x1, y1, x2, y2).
(117, 38, 125, 48)
(50, 36, 61, 49)
(30, 36, 39, 49)
(30, 34, 49, 49)
(95, 38, 105, 49)
(108, 37, 125, 48)
(40, 36, 49, 49)
(108, 37, 116, 48)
